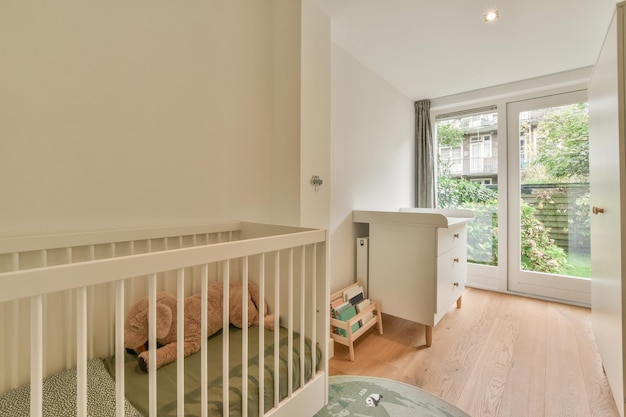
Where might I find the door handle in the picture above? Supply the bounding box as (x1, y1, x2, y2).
(592, 206, 605, 215)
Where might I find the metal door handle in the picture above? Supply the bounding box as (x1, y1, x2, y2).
(592, 206, 605, 215)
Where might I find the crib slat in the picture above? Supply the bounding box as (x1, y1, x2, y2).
(9, 253, 19, 389)
(200, 265, 208, 417)
(30, 295, 43, 417)
(299, 247, 306, 389)
(77, 287, 88, 417)
(311, 244, 317, 374)
(40, 251, 48, 379)
(258, 254, 265, 416)
(8, 300, 19, 389)
(128, 243, 136, 307)
(64, 248, 73, 371)
(287, 248, 293, 397)
(177, 268, 185, 417)
(273, 251, 280, 408)
(109, 243, 117, 355)
(222, 260, 230, 417)
(115, 280, 125, 417)
(11, 252, 18, 270)
(242, 256, 248, 417)
(148, 274, 157, 416)
(87, 246, 96, 360)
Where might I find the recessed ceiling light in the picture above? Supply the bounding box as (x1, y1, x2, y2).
(484, 10, 500, 22)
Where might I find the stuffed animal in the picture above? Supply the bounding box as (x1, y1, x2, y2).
(124, 281, 275, 372)
(229, 280, 276, 331)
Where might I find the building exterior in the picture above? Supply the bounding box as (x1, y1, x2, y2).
(438, 112, 498, 185)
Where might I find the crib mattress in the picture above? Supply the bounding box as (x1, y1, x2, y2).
(103, 325, 321, 417)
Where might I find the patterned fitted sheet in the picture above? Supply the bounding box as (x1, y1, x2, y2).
(0, 358, 141, 417)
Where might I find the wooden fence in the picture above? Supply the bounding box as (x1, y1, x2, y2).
(520, 183, 590, 253)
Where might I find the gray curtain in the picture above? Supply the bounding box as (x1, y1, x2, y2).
(415, 100, 435, 208)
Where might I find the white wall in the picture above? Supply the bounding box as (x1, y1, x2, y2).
(330, 44, 414, 293)
(0, 0, 408, 298)
(0, 1, 283, 237)
(270, 1, 302, 226)
(301, 1, 331, 230)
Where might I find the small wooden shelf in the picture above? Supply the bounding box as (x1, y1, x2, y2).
(330, 282, 383, 361)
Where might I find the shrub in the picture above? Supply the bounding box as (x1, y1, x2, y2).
(438, 177, 570, 272)
(520, 204, 569, 273)
(437, 176, 496, 207)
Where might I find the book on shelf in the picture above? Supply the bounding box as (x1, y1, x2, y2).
(349, 292, 364, 306)
(355, 299, 375, 326)
(331, 301, 350, 321)
(330, 296, 346, 312)
(334, 303, 361, 336)
(343, 284, 365, 306)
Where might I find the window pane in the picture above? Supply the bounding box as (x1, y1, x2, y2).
(436, 110, 498, 266)
(518, 102, 590, 278)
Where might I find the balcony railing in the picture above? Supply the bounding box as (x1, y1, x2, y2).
(441, 156, 498, 175)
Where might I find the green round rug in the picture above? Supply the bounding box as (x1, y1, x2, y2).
(315, 375, 470, 417)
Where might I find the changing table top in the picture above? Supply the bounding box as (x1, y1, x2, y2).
(352, 208, 474, 228)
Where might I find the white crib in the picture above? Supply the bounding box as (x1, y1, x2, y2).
(0, 221, 329, 417)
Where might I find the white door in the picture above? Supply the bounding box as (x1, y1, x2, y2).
(589, 6, 625, 416)
(507, 91, 591, 304)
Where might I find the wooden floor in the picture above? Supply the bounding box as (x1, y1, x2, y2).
(329, 287, 620, 417)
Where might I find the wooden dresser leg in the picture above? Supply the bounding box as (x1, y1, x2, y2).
(425, 325, 433, 347)
(457, 295, 463, 308)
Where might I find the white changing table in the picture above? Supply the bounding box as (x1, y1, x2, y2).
(353, 208, 474, 346)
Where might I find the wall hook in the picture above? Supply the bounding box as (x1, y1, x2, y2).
(310, 175, 323, 192)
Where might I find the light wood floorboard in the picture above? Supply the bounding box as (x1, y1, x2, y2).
(328, 287, 619, 417)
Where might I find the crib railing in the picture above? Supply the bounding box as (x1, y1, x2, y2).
(0, 222, 328, 417)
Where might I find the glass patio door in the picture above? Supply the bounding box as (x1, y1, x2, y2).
(506, 91, 591, 304)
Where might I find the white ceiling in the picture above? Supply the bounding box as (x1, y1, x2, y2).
(312, 0, 618, 100)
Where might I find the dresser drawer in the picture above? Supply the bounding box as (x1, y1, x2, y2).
(437, 224, 466, 255)
(436, 245, 467, 314)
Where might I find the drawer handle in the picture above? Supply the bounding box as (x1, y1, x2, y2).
(453, 258, 459, 263)
(453, 282, 459, 287)
(453, 233, 459, 238)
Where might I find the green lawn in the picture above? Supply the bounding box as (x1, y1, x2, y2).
(560, 252, 591, 278)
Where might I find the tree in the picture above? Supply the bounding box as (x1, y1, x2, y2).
(437, 120, 464, 147)
(534, 103, 589, 181)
